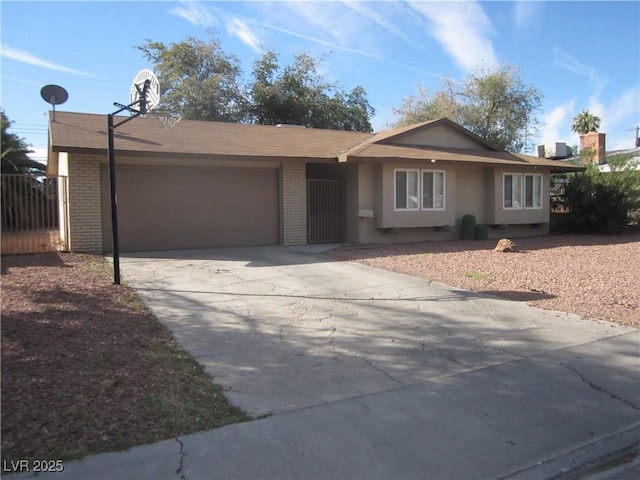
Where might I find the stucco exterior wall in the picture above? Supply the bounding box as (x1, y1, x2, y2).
(376, 162, 456, 229)
(353, 161, 552, 243)
(67, 154, 103, 253)
(354, 163, 378, 243)
(489, 166, 550, 226)
(281, 160, 307, 245)
(390, 124, 492, 150)
(454, 165, 488, 229)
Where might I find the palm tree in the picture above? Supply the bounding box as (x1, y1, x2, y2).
(571, 110, 601, 135)
(1, 110, 44, 174)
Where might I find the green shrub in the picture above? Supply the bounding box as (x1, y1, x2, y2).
(474, 224, 489, 239)
(461, 214, 476, 240)
(563, 158, 640, 234)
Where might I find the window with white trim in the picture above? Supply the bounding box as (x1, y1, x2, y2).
(503, 173, 522, 209)
(503, 173, 543, 210)
(422, 170, 445, 210)
(524, 174, 542, 209)
(395, 169, 419, 210)
(395, 169, 446, 211)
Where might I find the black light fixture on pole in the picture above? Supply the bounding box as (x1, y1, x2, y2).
(107, 70, 160, 284)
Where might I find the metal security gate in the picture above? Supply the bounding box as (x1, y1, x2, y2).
(308, 179, 346, 243)
(1, 174, 69, 254)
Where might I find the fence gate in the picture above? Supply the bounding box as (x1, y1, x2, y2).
(1, 174, 69, 254)
(308, 179, 346, 243)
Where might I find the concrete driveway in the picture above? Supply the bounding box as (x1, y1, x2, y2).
(26, 244, 637, 480)
(119, 245, 636, 416)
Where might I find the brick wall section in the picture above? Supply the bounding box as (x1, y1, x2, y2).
(67, 154, 103, 253)
(280, 161, 308, 245)
(580, 132, 606, 164)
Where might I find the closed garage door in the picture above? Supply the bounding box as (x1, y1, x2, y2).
(101, 164, 279, 252)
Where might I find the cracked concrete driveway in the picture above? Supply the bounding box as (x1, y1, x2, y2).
(16, 244, 638, 480)
(119, 245, 636, 418)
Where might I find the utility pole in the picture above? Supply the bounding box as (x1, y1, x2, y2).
(629, 126, 640, 148)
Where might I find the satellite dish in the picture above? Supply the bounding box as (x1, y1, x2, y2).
(41, 84, 69, 105)
(40, 84, 69, 121)
(130, 69, 160, 114)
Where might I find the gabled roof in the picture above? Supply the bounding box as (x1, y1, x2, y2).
(48, 111, 584, 173)
(342, 143, 585, 170)
(336, 117, 583, 172)
(337, 117, 501, 160)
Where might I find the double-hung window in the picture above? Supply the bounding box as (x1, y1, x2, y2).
(524, 174, 542, 209)
(503, 173, 542, 210)
(395, 169, 445, 211)
(395, 170, 419, 210)
(423, 171, 445, 210)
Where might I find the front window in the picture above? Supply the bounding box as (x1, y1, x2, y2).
(524, 174, 542, 209)
(504, 173, 522, 209)
(395, 169, 446, 210)
(504, 173, 543, 210)
(422, 171, 445, 210)
(395, 170, 419, 210)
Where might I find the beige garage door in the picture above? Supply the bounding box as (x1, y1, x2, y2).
(101, 165, 279, 252)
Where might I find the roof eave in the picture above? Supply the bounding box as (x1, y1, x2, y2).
(338, 154, 588, 172)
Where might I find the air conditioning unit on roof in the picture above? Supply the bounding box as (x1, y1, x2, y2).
(540, 142, 570, 159)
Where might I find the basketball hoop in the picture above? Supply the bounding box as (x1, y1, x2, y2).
(150, 109, 183, 131)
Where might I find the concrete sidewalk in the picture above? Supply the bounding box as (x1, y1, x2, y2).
(10, 245, 639, 479)
(10, 333, 639, 479)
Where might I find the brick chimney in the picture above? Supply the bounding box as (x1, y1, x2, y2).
(580, 132, 606, 164)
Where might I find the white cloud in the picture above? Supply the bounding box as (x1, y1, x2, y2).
(601, 85, 639, 130)
(342, 0, 420, 48)
(514, 1, 543, 31)
(0, 44, 96, 77)
(226, 17, 263, 53)
(539, 99, 577, 146)
(408, 1, 499, 72)
(552, 47, 608, 94)
(228, 5, 447, 80)
(279, 1, 365, 50)
(170, 0, 217, 27)
(540, 85, 640, 151)
(594, 85, 640, 149)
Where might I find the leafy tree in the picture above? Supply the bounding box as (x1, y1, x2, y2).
(1, 110, 43, 174)
(136, 35, 249, 122)
(571, 110, 601, 135)
(563, 156, 640, 234)
(250, 50, 375, 132)
(393, 82, 458, 127)
(392, 65, 542, 152)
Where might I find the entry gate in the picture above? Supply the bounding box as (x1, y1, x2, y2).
(307, 179, 346, 243)
(1, 174, 69, 254)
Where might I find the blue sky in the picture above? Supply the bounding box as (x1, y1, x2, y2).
(1, 0, 639, 163)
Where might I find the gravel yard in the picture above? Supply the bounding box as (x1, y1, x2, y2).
(327, 233, 640, 329)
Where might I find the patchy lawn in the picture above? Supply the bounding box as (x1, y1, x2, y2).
(1, 253, 249, 468)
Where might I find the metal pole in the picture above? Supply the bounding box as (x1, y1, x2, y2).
(107, 113, 121, 284)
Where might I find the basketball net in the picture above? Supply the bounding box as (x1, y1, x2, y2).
(149, 110, 183, 131)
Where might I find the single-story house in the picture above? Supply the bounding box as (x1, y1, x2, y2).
(598, 147, 640, 172)
(46, 112, 584, 253)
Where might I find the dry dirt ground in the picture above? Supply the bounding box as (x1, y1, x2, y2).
(328, 233, 640, 329)
(1, 234, 638, 464)
(1, 253, 247, 465)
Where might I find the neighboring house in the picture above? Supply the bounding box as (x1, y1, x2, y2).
(47, 112, 584, 253)
(598, 148, 640, 172)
